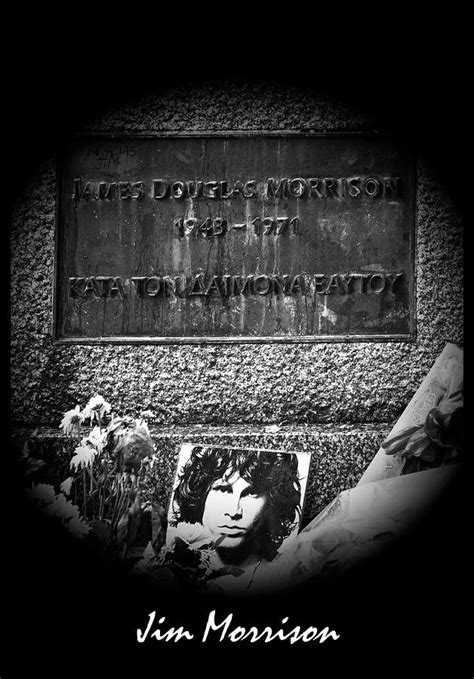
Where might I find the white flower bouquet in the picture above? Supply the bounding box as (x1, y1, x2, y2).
(27, 394, 156, 559)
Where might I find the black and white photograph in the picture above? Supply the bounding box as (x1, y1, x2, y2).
(158, 444, 311, 594)
(4, 22, 470, 677)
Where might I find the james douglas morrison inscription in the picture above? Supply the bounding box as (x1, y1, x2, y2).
(56, 135, 415, 342)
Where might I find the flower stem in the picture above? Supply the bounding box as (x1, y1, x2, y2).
(110, 475, 122, 529)
(98, 486, 104, 521)
(82, 469, 87, 520)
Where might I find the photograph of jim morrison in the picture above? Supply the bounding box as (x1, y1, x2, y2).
(162, 444, 311, 594)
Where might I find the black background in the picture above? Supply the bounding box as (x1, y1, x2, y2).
(4, 17, 470, 677)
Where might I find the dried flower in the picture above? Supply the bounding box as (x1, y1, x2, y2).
(56, 396, 154, 555)
(107, 418, 154, 472)
(145, 455, 158, 470)
(70, 445, 96, 471)
(83, 425, 107, 452)
(60, 405, 83, 437)
(60, 477, 74, 496)
(81, 394, 111, 424)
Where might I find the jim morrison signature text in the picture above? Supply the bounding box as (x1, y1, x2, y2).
(137, 610, 341, 645)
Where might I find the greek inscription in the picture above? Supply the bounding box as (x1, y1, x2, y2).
(368, 273, 386, 294)
(144, 277, 161, 296)
(189, 274, 206, 296)
(314, 275, 329, 293)
(69, 272, 404, 300)
(205, 276, 222, 296)
(254, 275, 272, 295)
(163, 276, 180, 297)
(69, 276, 127, 298)
(262, 217, 274, 235)
(61, 137, 413, 340)
(322, 274, 340, 294)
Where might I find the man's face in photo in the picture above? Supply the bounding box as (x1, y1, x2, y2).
(202, 472, 268, 549)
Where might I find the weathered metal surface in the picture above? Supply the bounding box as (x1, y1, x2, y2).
(55, 134, 415, 342)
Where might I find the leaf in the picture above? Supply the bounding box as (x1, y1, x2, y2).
(382, 425, 422, 454)
(405, 429, 431, 458)
(60, 477, 74, 496)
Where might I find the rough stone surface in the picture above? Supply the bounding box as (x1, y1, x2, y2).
(11, 83, 463, 524)
(11, 83, 463, 425)
(10, 80, 463, 443)
(14, 424, 389, 524)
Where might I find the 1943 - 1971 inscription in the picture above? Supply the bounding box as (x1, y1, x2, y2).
(55, 135, 415, 342)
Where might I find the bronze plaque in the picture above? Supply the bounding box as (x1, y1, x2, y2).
(55, 134, 415, 342)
